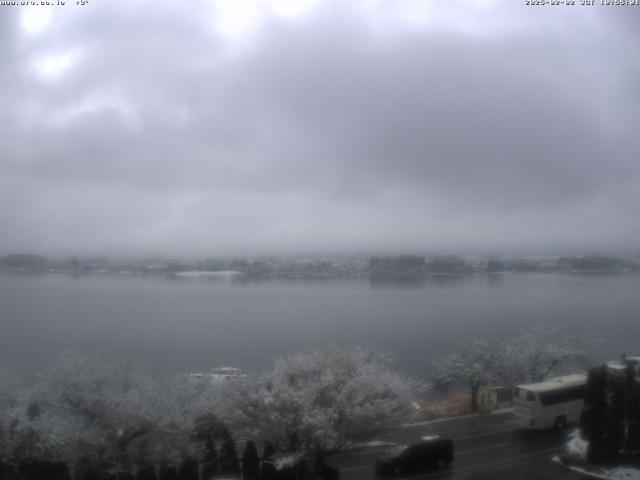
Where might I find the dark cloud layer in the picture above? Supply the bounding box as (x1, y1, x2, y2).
(1, 1, 639, 256)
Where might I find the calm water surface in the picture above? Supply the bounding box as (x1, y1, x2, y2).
(1, 272, 638, 376)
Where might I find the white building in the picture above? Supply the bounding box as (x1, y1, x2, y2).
(189, 367, 245, 383)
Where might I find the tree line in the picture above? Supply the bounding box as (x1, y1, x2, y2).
(0, 433, 337, 480)
(3, 253, 637, 276)
(0, 330, 599, 479)
(0, 346, 412, 479)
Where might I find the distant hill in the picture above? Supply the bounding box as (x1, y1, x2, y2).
(556, 255, 626, 272)
(0, 253, 48, 269)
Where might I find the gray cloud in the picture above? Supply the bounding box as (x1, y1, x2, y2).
(1, 0, 639, 256)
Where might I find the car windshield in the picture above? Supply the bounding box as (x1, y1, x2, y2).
(386, 445, 408, 458)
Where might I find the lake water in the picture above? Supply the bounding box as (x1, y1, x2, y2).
(1, 271, 638, 377)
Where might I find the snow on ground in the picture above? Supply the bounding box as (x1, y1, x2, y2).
(552, 458, 640, 480)
(274, 452, 304, 470)
(599, 468, 640, 480)
(554, 430, 640, 480)
(566, 429, 588, 460)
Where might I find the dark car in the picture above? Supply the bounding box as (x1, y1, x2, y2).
(375, 438, 453, 476)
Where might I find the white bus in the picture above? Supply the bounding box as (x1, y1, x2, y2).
(513, 374, 587, 430)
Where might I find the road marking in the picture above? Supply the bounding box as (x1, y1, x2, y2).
(455, 425, 518, 440)
(338, 442, 509, 472)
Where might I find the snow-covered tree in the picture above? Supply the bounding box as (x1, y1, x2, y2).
(9, 352, 224, 469)
(11, 352, 150, 465)
(432, 327, 598, 412)
(224, 345, 416, 451)
(431, 338, 506, 412)
(505, 325, 597, 384)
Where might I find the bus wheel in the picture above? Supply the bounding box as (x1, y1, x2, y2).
(554, 416, 567, 430)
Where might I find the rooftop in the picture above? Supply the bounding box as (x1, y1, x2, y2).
(519, 374, 587, 392)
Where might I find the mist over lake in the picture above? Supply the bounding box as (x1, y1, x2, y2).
(2, 271, 638, 376)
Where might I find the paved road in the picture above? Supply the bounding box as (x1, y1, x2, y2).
(327, 418, 592, 480)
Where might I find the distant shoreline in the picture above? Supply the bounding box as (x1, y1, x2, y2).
(174, 270, 243, 277)
(1, 268, 639, 280)
(1, 252, 638, 279)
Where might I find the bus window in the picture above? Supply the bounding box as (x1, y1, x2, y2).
(539, 385, 586, 407)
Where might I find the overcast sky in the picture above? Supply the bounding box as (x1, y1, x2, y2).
(0, 0, 639, 257)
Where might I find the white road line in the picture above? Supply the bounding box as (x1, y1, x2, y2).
(338, 445, 557, 475)
(455, 425, 518, 440)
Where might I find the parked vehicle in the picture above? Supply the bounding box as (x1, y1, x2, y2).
(375, 438, 453, 476)
(514, 374, 587, 430)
